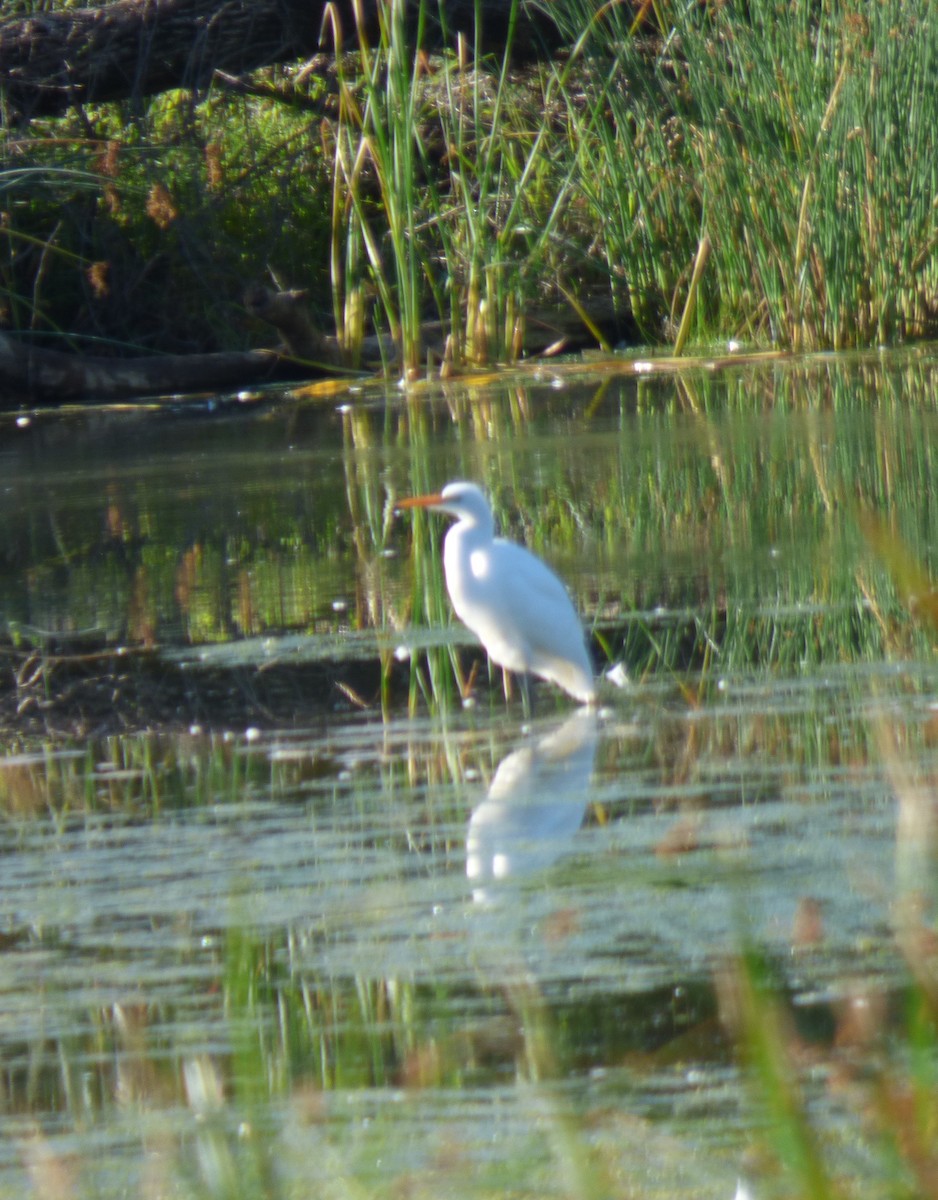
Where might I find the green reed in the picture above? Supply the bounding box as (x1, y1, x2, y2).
(326, 0, 424, 373)
(555, 0, 938, 349)
(425, 3, 577, 367)
(325, 0, 577, 374)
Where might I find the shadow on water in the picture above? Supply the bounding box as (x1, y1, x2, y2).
(3, 347, 938, 1196)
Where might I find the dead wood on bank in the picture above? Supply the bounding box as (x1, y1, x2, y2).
(0, 284, 352, 405)
(0, 0, 564, 121)
(0, 332, 333, 406)
(0, 282, 346, 404)
(0, 287, 624, 405)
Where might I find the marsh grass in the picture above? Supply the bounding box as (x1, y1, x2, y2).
(424, 7, 583, 369)
(556, 0, 938, 350)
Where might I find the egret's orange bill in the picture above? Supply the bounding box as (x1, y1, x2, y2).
(396, 492, 444, 510)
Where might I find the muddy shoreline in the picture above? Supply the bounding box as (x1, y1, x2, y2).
(0, 641, 415, 740)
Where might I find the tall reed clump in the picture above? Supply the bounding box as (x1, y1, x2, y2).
(556, 0, 938, 350)
(324, 0, 576, 376)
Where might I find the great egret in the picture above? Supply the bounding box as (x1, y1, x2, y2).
(397, 481, 596, 705)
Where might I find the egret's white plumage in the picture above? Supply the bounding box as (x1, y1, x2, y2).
(398, 481, 596, 704)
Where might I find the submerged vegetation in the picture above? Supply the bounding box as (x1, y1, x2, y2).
(2, 617, 938, 1199)
(2, 0, 937, 371)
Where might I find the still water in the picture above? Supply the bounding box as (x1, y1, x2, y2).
(2, 348, 938, 1198)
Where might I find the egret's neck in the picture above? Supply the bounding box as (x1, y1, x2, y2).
(443, 511, 492, 584)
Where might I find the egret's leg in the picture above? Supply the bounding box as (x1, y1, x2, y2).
(520, 673, 532, 719)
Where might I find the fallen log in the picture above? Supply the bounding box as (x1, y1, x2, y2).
(0, 0, 564, 121)
(0, 0, 318, 120)
(0, 280, 352, 405)
(0, 331, 334, 406)
(0, 283, 629, 404)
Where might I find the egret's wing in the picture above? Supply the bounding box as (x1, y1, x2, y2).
(483, 541, 595, 698)
(488, 539, 581, 633)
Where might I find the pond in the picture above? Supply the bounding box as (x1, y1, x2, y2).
(2, 346, 938, 1199)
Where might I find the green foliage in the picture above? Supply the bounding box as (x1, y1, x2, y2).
(1, 84, 332, 352)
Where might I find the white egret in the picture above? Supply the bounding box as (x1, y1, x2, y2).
(397, 481, 596, 705)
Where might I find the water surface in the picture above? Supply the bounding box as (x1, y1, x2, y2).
(2, 347, 938, 1198)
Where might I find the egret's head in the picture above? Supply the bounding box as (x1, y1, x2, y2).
(397, 480, 493, 526)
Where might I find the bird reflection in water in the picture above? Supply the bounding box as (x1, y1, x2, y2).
(466, 709, 599, 904)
